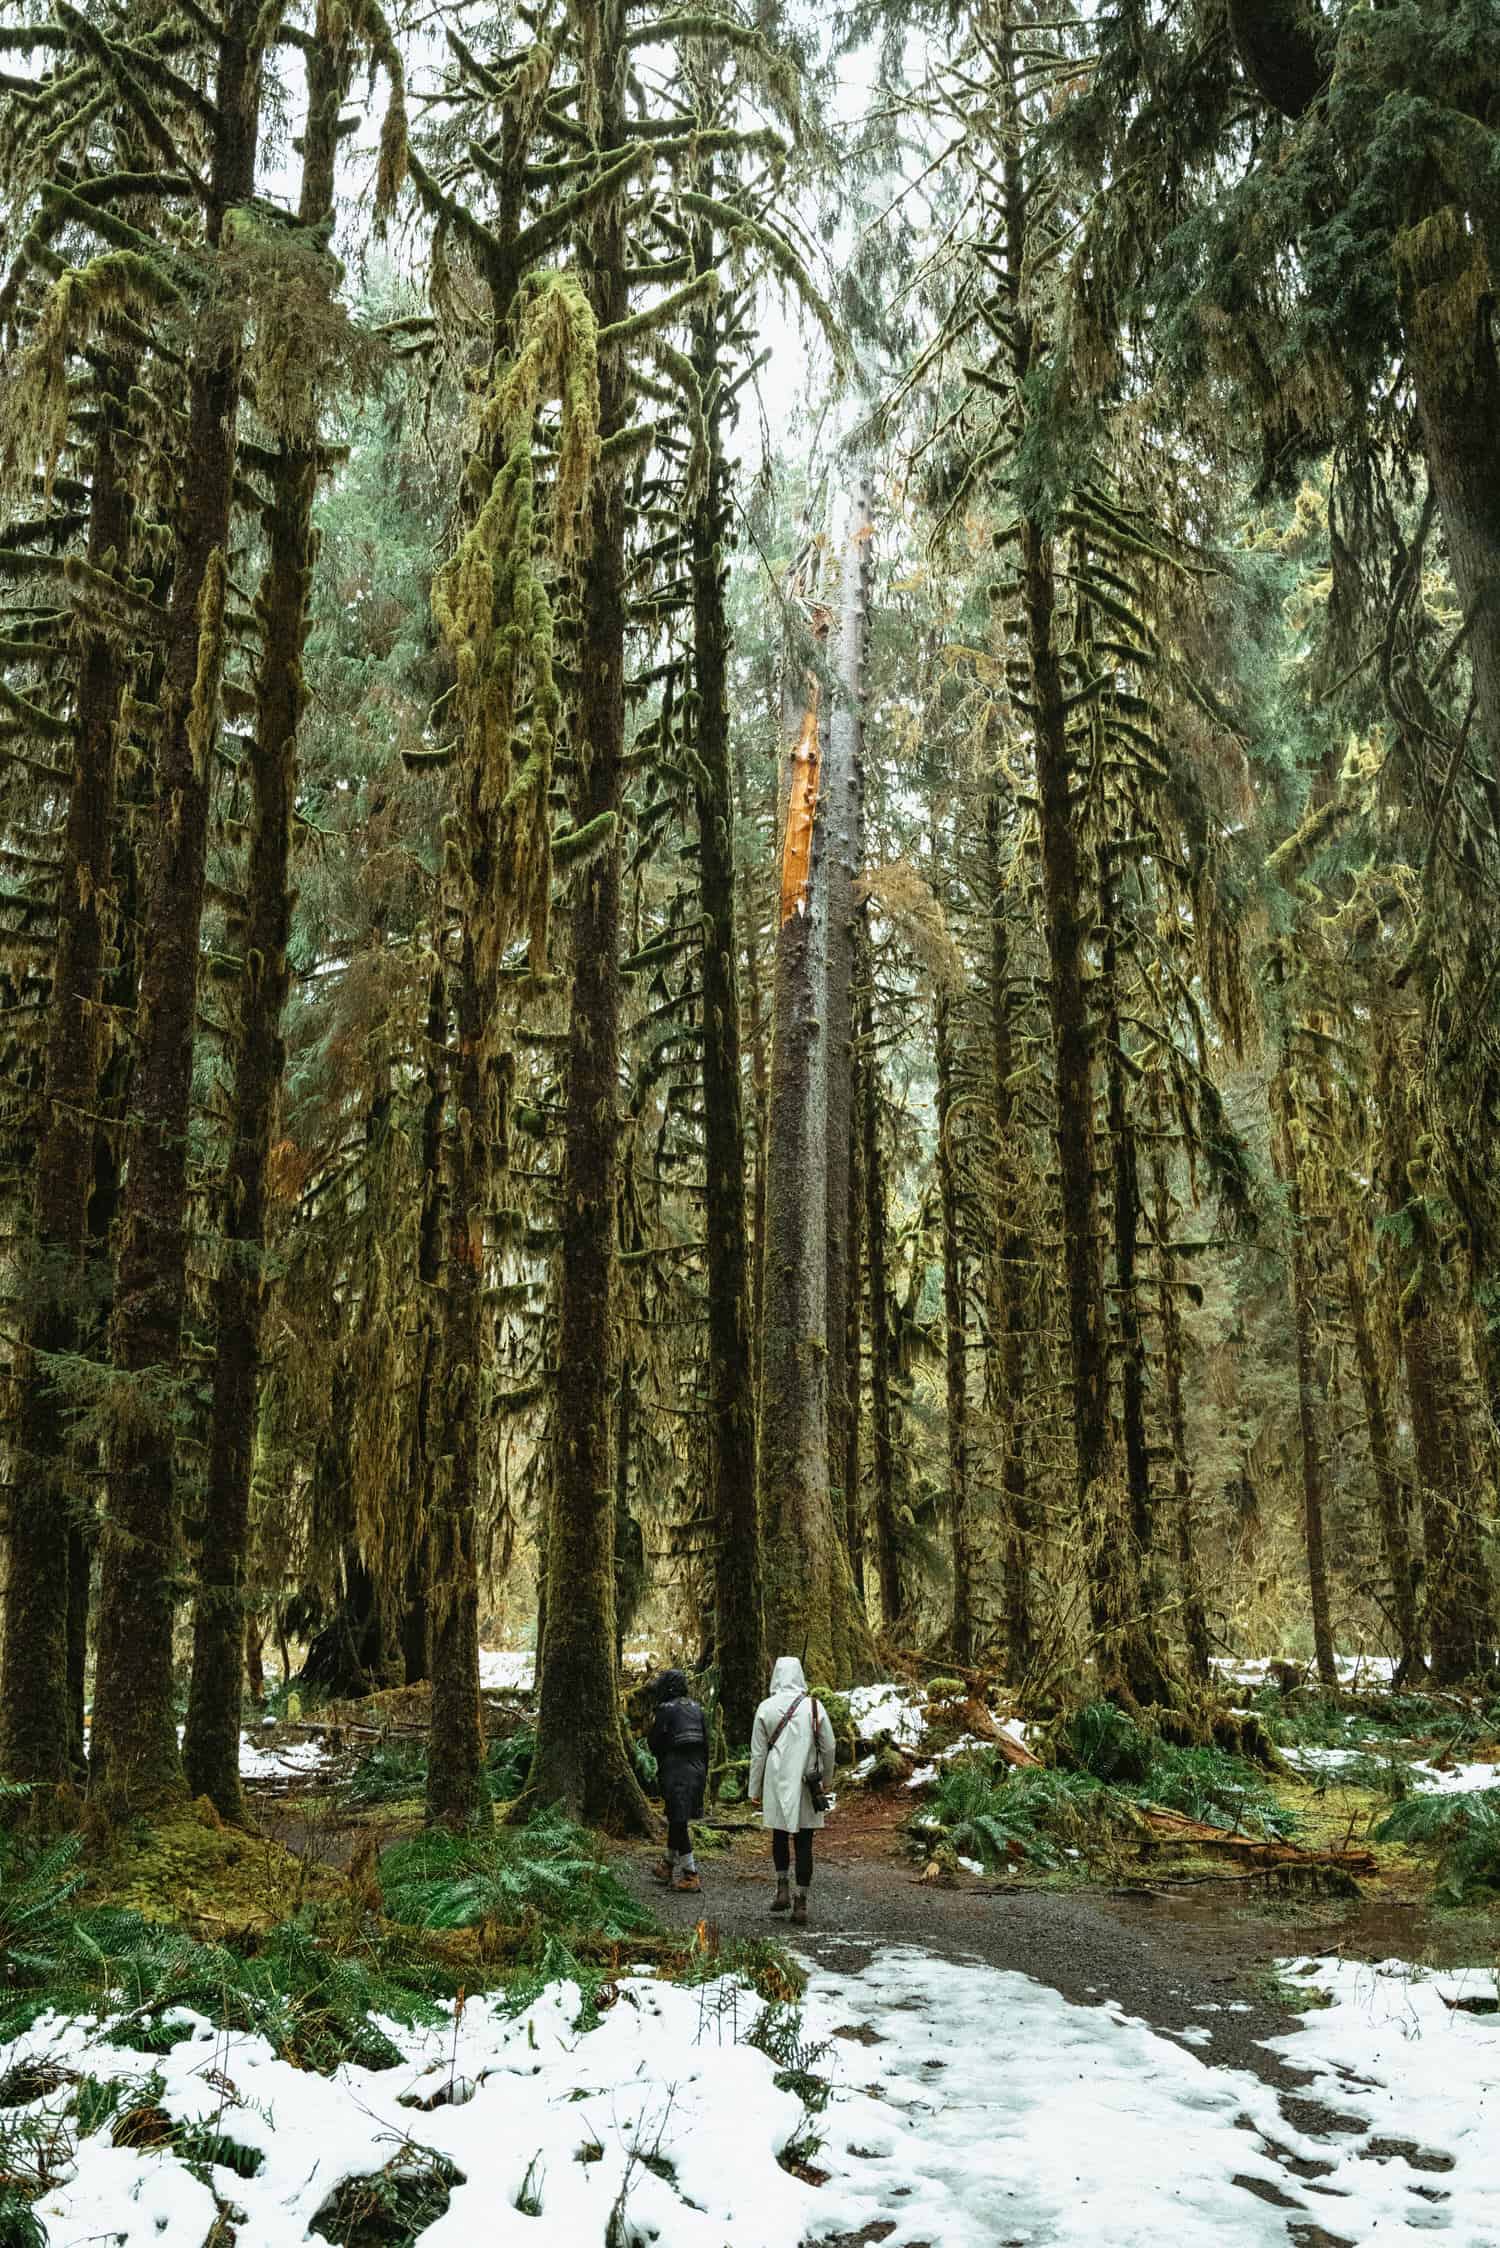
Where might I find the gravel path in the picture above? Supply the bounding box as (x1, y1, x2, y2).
(618, 1806, 1426, 2108)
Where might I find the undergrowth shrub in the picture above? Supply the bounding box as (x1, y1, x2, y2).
(1061, 1705, 1298, 1839)
(0, 1824, 85, 1993)
(923, 1763, 1120, 1871)
(914, 1711, 1300, 1873)
(342, 1728, 535, 1810)
(1373, 1789, 1500, 1903)
(377, 1809, 648, 1943)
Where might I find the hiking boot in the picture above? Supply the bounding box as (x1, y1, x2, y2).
(673, 1871, 703, 1893)
(791, 1889, 808, 1927)
(770, 1876, 791, 1914)
(650, 1856, 675, 1886)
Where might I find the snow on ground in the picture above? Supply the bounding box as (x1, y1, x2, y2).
(235, 1733, 333, 1782)
(1282, 1743, 1500, 1795)
(105, 1725, 337, 1785)
(11, 1947, 1498, 2247)
(477, 1645, 657, 1694)
(845, 1681, 928, 1749)
(477, 1648, 535, 1692)
(1212, 1652, 1399, 1690)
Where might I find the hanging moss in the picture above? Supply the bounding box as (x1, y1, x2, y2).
(431, 269, 600, 981)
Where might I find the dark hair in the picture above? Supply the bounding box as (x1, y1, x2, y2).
(655, 1667, 690, 1704)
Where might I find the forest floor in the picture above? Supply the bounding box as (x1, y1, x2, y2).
(6, 1662, 1500, 2246)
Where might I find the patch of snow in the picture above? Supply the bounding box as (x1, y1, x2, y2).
(237, 1733, 334, 1782)
(1406, 1759, 1500, 1796)
(477, 1648, 536, 1692)
(956, 1855, 985, 1877)
(13, 1949, 1498, 2247)
(1283, 1744, 1500, 1796)
(478, 1645, 657, 1694)
(850, 1754, 877, 1781)
(1173, 2026, 1215, 2049)
(846, 1681, 927, 1750)
(905, 1761, 937, 1790)
(1211, 1651, 1398, 1690)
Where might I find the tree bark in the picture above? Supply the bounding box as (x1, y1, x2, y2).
(860, 925, 902, 1635)
(1341, 1214, 1424, 1681)
(529, 10, 654, 1830)
(1270, 1045, 1338, 1688)
(757, 499, 878, 1686)
(182, 26, 348, 1818)
(823, 495, 867, 1606)
(935, 988, 973, 1663)
(1099, 843, 1155, 1587)
(1147, 1096, 1212, 1683)
(1, 370, 131, 1786)
(1027, 522, 1169, 1705)
(91, 5, 265, 1812)
(983, 789, 1035, 1682)
(690, 206, 763, 1748)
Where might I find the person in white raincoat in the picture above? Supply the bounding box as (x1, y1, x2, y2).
(747, 1655, 837, 1925)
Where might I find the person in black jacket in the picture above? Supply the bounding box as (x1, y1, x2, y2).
(647, 1668, 708, 1893)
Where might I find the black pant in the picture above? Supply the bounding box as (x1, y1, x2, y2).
(772, 1828, 814, 1887)
(668, 1817, 692, 1857)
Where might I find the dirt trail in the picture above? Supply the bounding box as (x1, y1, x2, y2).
(620, 1793, 1444, 2107)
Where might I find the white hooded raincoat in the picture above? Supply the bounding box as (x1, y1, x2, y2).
(748, 1656, 838, 1832)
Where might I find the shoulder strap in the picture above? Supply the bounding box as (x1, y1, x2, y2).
(766, 1691, 806, 1756)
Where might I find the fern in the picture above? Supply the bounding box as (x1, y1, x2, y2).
(378, 1810, 650, 1943)
(1373, 1789, 1500, 1903)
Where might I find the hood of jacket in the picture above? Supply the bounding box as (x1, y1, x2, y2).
(768, 1655, 807, 1694)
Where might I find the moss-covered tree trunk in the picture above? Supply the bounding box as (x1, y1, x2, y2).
(402, 968, 448, 1689)
(529, 8, 653, 1830)
(1, 370, 131, 1787)
(825, 502, 877, 1680)
(1403, 1297, 1497, 1684)
(182, 26, 350, 1819)
(1147, 1099, 1212, 1683)
(935, 987, 973, 1663)
(1341, 1215, 1424, 1681)
(425, 945, 493, 1830)
(1099, 846, 1157, 1603)
(983, 789, 1035, 1682)
(758, 645, 834, 1672)
(91, 4, 267, 1812)
(689, 212, 763, 1748)
(1027, 522, 1169, 1707)
(823, 496, 868, 1607)
(1270, 1057, 1337, 1689)
(844, 1059, 866, 1601)
(859, 931, 902, 1635)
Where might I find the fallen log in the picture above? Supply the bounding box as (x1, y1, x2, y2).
(1136, 1805, 1376, 1875)
(954, 1697, 1043, 1769)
